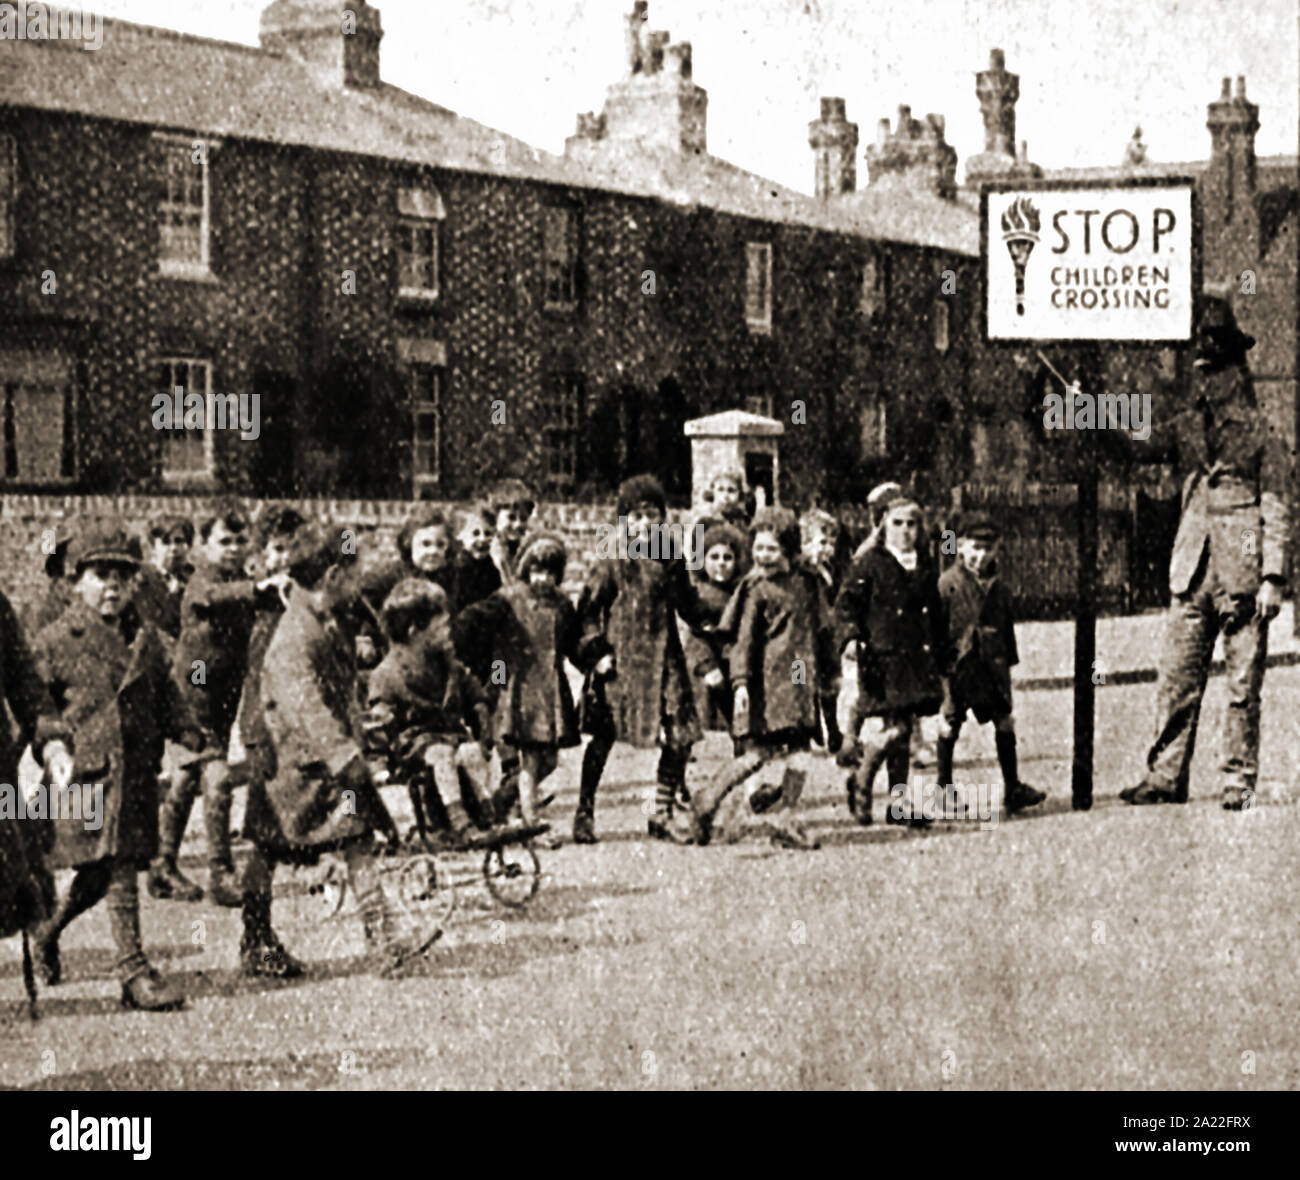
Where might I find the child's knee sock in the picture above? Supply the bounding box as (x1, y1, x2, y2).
(578, 737, 613, 821)
(995, 729, 1019, 789)
(654, 745, 689, 818)
(936, 733, 957, 788)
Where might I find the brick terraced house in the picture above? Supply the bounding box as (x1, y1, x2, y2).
(0, 0, 984, 506)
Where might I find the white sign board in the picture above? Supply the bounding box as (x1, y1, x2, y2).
(984, 183, 1195, 341)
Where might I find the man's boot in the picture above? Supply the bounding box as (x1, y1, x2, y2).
(148, 770, 203, 902)
(239, 892, 305, 979)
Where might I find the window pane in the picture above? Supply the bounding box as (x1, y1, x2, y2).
(0, 135, 14, 260)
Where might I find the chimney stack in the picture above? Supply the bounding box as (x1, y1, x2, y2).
(568, 4, 708, 159)
(809, 96, 859, 200)
(965, 48, 1042, 185)
(260, 0, 384, 89)
(1206, 71, 1260, 225)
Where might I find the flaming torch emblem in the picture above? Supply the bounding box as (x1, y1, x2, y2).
(1000, 197, 1041, 316)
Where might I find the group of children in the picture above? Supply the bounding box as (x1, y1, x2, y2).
(8, 468, 1044, 1012)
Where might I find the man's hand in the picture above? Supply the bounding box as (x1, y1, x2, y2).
(595, 654, 615, 677)
(42, 740, 74, 791)
(703, 668, 725, 689)
(936, 715, 955, 740)
(1256, 580, 1284, 622)
(733, 685, 749, 719)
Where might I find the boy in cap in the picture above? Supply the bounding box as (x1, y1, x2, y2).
(836, 490, 951, 827)
(152, 506, 290, 906)
(241, 521, 431, 977)
(133, 515, 194, 640)
(936, 512, 1045, 815)
(31, 527, 192, 1010)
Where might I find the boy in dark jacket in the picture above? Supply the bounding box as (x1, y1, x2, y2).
(367, 579, 494, 848)
(836, 491, 952, 827)
(240, 522, 431, 977)
(937, 513, 1045, 815)
(801, 508, 846, 754)
(133, 515, 194, 641)
(227, 506, 304, 803)
(688, 509, 833, 850)
(151, 507, 289, 906)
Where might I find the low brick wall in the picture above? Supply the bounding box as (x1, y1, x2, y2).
(0, 494, 702, 619)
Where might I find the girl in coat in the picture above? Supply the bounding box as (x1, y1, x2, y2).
(835, 491, 951, 827)
(687, 508, 832, 850)
(683, 522, 747, 736)
(575, 474, 706, 844)
(454, 533, 588, 841)
(30, 528, 190, 1011)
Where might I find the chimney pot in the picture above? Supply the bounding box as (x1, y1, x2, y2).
(1235, 75, 1246, 99)
(927, 113, 945, 137)
(897, 104, 912, 130)
(821, 96, 846, 120)
(1221, 77, 1231, 98)
(1018, 139, 1028, 160)
(876, 117, 890, 147)
(990, 48, 1005, 69)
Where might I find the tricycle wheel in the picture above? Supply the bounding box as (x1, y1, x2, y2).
(394, 854, 456, 928)
(482, 844, 540, 909)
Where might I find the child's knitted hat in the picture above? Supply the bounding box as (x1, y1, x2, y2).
(515, 530, 568, 580)
(700, 521, 746, 561)
(617, 473, 667, 519)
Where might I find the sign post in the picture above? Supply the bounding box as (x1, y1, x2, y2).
(981, 179, 1198, 811)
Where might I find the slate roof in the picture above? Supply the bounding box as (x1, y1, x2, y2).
(0, 6, 979, 255)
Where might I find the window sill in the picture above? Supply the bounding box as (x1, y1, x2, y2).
(162, 471, 218, 491)
(746, 320, 773, 336)
(398, 287, 440, 306)
(157, 260, 217, 284)
(543, 301, 579, 316)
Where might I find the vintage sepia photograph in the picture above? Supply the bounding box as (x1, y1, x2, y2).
(0, 0, 1297, 1131)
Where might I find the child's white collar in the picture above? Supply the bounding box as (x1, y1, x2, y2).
(885, 543, 918, 571)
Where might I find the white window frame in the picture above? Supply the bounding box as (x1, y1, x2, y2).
(398, 339, 446, 492)
(543, 206, 579, 310)
(745, 241, 773, 333)
(544, 368, 582, 485)
(861, 253, 886, 319)
(397, 186, 445, 302)
(933, 299, 950, 353)
(154, 133, 216, 281)
(158, 357, 215, 483)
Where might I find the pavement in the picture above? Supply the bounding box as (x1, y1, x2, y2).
(3, 653, 1299, 1090)
(1015, 601, 1299, 690)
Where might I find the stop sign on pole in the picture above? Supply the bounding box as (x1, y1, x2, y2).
(979, 178, 1199, 810)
